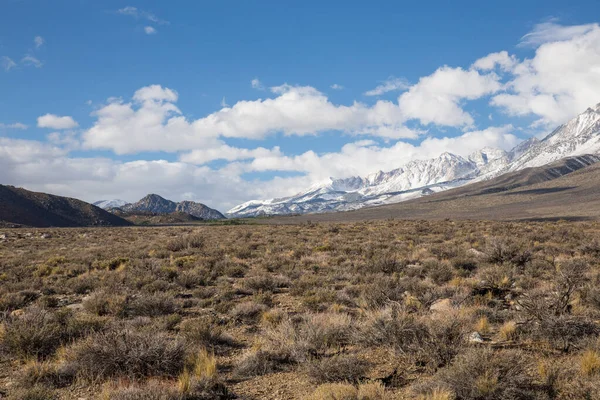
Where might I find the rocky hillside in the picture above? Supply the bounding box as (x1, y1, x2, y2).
(0, 185, 132, 227)
(120, 194, 225, 220)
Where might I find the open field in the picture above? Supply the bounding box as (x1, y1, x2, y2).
(2, 220, 600, 399)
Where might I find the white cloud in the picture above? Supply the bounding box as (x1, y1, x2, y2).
(82, 84, 425, 155)
(490, 22, 600, 125)
(144, 26, 157, 35)
(180, 145, 283, 164)
(251, 78, 264, 90)
(117, 6, 138, 16)
(364, 77, 410, 96)
(117, 6, 169, 25)
(472, 51, 516, 71)
(21, 55, 43, 68)
(220, 97, 229, 107)
(398, 66, 502, 126)
(37, 114, 79, 130)
(34, 36, 45, 49)
(0, 122, 27, 130)
(2, 56, 17, 71)
(330, 84, 344, 90)
(519, 21, 597, 47)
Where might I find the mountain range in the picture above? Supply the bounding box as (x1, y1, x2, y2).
(95, 194, 226, 220)
(227, 103, 600, 218)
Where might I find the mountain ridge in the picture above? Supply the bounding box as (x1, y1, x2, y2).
(228, 103, 600, 218)
(112, 194, 226, 220)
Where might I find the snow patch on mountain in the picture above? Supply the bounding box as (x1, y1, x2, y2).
(93, 199, 128, 209)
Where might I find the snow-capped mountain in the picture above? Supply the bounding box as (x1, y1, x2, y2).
(228, 103, 600, 218)
(93, 199, 128, 209)
(508, 104, 600, 171)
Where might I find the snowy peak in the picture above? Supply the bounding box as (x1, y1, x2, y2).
(509, 104, 600, 171)
(93, 199, 128, 209)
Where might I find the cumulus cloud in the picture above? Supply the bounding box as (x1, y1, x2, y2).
(472, 51, 517, 71)
(490, 22, 600, 126)
(364, 77, 410, 96)
(82, 84, 426, 155)
(37, 114, 79, 130)
(144, 26, 157, 35)
(398, 66, 502, 126)
(2, 56, 17, 71)
(34, 36, 45, 49)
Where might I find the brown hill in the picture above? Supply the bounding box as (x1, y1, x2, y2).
(0, 185, 132, 227)
(272, 154, 600, 222)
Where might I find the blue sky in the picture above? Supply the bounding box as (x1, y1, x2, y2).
(1, 1, 600, 211)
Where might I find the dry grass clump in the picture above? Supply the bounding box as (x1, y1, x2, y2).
(413, 348, 542, 400)
(65, 327, 186, 380)
(1, 306, 101, 360)
(264, 312, 354, 362)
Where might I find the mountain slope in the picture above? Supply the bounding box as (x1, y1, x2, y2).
(0, 185, 132, 227)
(228, 103, 600, 217)
(275, 154, 600, 222)
(122, 194, 225, 220)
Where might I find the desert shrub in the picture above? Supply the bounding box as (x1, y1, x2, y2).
(1, 306, 99, 360)
(84, 291, 177, 318)
(177, 269, 207, 289)
(233, 348, 289, 378)
(428, 261, 454, 285)
(528, 315, 599, 352)
(356, 307, 465, 370)
(242, 274, 286, 293)
(7, 386, 57, 400)
(264, 312, 353, 362)
(66, 328, 186, 380)
(306, 354, 369, 383)
(83, 290, 127, 316)
(17, 361, 76, 388)
(230, 301, 267, 322)
(127, 292, 178, 317)
(179, 316, 231, 347)
(0, 290, 40, 312)
(166, 234, 204, 253)
(485, 238, 531, 267)
(414, 348, 542, 400)
(365, 252, 406, 274)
